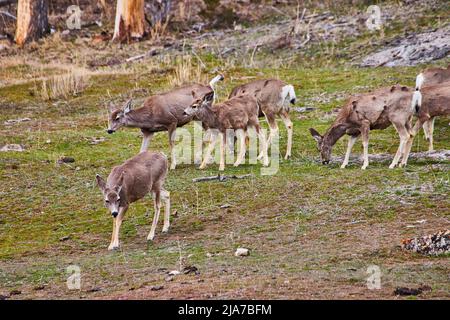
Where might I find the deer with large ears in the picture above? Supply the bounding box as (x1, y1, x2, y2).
(183, 91, 269, 171)
(309, 85, 420, 169)
(414, 64, 450, 151)
(228, 79, 296, 159)
(96, 151, 170, 250)
(106, 75, 224, 170)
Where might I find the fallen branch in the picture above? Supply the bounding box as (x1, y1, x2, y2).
(0, 10, 15, 19)
(193, 174, 252, 183)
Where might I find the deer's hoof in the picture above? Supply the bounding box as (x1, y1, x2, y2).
(162, 226, 169, 233)
(108, 244, 119, 251)
(340, 164, 347, 169)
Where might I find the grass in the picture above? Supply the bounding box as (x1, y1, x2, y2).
(0, 3, 449, 298)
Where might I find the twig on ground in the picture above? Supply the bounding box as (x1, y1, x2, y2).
(193, 174, 252, 183)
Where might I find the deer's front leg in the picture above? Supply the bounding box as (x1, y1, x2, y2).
(140, 130, 154, 153)
(168, 127, 177, 170)
(108, 217, 117, 250)
(360, 120, 370, 170)
(341, 135, 358, 169)
(110, 206, 127, 250)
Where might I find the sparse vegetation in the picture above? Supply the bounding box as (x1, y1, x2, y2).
(0, 0, 448, 300)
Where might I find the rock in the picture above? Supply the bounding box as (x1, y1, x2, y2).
(234, 248, 250, 257)
(33, 285, 46, 291)
(402, 230, 449, 256)
(182, 266, 199, 275)
(165, 276, 174, 282)
(394, 285, 431, 296)
(57, 156, 75, 164)
(1, 144, 25, 152)
(361, 26, 450, 67)
(168, 270, 180, 276)
(150, 285, 164, 291)
(4, 118, 31, 125)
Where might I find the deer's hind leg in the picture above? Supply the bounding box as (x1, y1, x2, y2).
(360, 120, 371, 170)
(280, 110, 293, 160)
(147, 190, 161, 241)
(258, 111, 277, 160)
(161, 189, 171, 233)
(234, 128, 247, 167)
(389, 122, 410, 169)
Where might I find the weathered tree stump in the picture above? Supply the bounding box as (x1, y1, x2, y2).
(15, 0, 48, 47)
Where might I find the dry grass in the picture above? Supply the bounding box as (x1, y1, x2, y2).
(149, 18, 171, 43)
(167, 55, 206, 87)
(38, 68, 90, 100)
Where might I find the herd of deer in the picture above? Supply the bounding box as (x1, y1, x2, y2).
(96, 65, 450, 250)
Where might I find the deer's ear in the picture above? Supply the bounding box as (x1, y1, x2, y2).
(203, 91, 214, 103)
(123, 99, 132, 114)
(116, 172, 125, 193)
(96, 174, 106, 191)
(191, 90, 196, 98)
(309, 128, 323, 143)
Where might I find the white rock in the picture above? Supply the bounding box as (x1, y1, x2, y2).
(0, 144, 25, 152)
(234, 248, 250, 257)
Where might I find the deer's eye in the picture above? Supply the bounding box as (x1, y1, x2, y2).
(105, 199, 110, 204)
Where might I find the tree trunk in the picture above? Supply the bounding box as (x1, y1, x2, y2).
(112, 0, 145, 43)
(15, 0, 48, 47)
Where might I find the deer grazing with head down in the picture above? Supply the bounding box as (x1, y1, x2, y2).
(96, 151, 170, 250)
(183, 91, 269, 171)
(107, 75, 224, 170)
(228, 79, 296, 159)
(401, 82, 450, 167)
(309, 85, 420, 169)
(414, 65, 450, 151)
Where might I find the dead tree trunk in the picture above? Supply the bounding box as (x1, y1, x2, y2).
(15, 0, 48, 47)
(112, 0, 145, 42)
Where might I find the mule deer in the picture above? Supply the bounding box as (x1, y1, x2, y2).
(183, 91, 269, 171)
(107, 75, 224, 170)
(96, 151, 170, 250)
(401, 83, 450, 166)
(414, 65, 450, 151)
(309, 85, 419, 169)
(229, 79, 296, 159)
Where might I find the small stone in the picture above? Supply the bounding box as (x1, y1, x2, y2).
(150, 285, 164, 291)
(168, 270, 180, 276)
(182, 266, 199, 275)
(9, 289, 21, 296)
(57, 156, 75, 164)
(235, 248, 250, 257)
(165, 276, 174, 282)
(1, 144, 25, 152)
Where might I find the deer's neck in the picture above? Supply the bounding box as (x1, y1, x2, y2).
(124, 109, 147, 128)
(323, 123, 348, 148)
(196, 105, 218, 129)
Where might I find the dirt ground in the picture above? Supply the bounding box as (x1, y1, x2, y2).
(0, 0, 449, 300)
